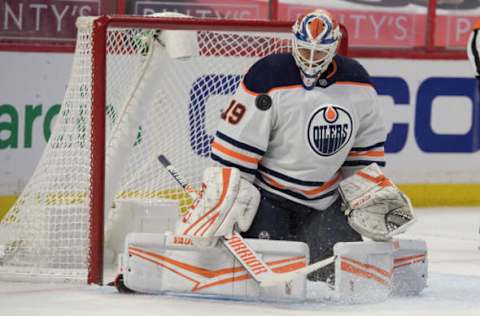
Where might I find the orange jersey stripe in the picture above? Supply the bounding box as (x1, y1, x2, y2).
(335, 81, 375, 89)
(300, 173, 341, 196)
(262, 174, 287, 189)
(348, 150, 385, 158)
(212, 140, 259, 165)
(262, 173, 340, 197)
(240, 80, 303, 96)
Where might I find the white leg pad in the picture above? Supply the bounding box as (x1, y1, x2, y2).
(334, 241, 394, 303)
(392, 239, 428, 296)
(333, 239, 428, 302)
(120, 232, 309, 301)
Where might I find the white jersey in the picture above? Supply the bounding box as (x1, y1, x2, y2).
(211, 54, 386, 211)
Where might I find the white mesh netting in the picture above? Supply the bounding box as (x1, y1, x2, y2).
(0, 17, 292, 282)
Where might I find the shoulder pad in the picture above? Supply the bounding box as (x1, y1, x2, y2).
(332, 55, 373, 86)
(242, 53, 302, 94)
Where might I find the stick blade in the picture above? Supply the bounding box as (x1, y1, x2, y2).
(158, 155, 171, 167)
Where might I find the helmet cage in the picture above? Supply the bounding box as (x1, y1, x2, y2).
(292, 39, 338, 78)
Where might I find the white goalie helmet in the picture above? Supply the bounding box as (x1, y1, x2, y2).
(292, 10, 342, 89)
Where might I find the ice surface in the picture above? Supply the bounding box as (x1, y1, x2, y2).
(1, 208, 479, 316)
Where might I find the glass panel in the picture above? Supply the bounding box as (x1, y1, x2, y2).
(278, 0, 429, 49)
(434, 0, 480, 50)
(125, 0, 271, 19)
(0, 0, 113, 44)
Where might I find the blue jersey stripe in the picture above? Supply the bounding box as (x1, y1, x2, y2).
(257, 176, 337, 201)
(258, 165, 326, 187)
(211, 153, 257, 175)
(342, 160, 386, 167)
(215, 131, 265, 156)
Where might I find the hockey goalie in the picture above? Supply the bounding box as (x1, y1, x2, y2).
(115, 10, 427, 303)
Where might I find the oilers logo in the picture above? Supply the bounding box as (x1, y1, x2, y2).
(307, 105, 353, 156)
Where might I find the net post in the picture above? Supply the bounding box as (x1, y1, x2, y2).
(339, 24, 349, 56)
(88, 15, 110, 285)
(269, 0, 279, 21)
(426, 0, 437, 52)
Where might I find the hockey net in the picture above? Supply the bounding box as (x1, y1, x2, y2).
(0, 16, 348, 284)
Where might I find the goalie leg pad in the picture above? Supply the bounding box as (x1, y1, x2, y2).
(332, 239, 428, 303)
(120, 232, 309, 301)
(392, 239, 428, 296)
(334, 241, 394, 303)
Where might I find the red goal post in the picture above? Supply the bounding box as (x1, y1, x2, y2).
(0, 15, 348, 285)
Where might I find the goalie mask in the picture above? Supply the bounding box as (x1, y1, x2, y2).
(292, 10, 341, 89)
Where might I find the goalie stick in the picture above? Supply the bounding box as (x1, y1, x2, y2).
(158, 155, 334, 287)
